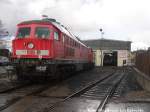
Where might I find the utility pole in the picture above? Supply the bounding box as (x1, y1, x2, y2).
(99, 28, 104, 39)
(99, 28, 104, 66)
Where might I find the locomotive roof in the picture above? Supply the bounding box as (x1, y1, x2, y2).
(19, 19, 88, 48)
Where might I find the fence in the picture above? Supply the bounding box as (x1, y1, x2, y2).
(136, 51, 150, 77)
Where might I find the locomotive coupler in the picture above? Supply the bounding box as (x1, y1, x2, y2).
(36, 66, 47, 72)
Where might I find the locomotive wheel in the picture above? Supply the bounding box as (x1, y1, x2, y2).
(16, 66, 24, 81)
(16, 69, 29, 81)
(16, 66, 34, 82)
(47, 65, 60, 79)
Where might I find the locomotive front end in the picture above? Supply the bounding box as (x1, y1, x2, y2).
(11, 21, 55, 79)
(12, 21, 53, 66)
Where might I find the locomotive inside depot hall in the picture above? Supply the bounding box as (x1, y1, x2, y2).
(11, 18, 94, 80)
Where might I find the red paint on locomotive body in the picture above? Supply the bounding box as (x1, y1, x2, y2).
(12, 19, 93, 63)
(11, 19, 93, 81)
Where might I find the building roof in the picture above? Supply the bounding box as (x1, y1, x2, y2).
(82, 39, 131, 51)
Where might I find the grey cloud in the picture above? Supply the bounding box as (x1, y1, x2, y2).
(0, 0, 149, 50)
(0, 0, 12, 4)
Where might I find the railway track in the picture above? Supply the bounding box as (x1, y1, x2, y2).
(0, 82, 55, 111)
(43, 69, 125, 112)
(0, 67, 117, 112)
(42, 70, 118, 111)
(96, 72, 125, 112)
(0, 82, 31, 94)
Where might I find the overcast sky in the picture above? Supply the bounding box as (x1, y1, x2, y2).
(0, 0, 150, 50)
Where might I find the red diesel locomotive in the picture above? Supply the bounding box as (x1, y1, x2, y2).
(12, 18, 94, 80)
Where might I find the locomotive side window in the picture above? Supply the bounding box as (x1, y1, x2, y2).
(54, 32, 59, 40)
(35, 27, 50, 39)
(17, 27, 31, 38)
(62, 35, 65, 43)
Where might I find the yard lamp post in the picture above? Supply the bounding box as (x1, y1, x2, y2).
(99, 28, 104, 66)
(99, 28, 104, 39)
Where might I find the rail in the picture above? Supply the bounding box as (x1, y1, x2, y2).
(46, 70, 117, 111)
(96, 72, 125, 112)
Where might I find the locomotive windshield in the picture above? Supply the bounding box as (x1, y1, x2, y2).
(17, 27, 31, 38)
(35, 27, 50, 39)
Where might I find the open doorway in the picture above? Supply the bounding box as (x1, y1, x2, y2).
(103, 51, 117, 66)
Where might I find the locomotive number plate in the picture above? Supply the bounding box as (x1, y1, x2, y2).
(16, 50, 49, 55)
(16, 50, 27, 55)
(27, 50, 37, 55)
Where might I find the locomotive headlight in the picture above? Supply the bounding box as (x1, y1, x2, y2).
(28, 43, 34, 49)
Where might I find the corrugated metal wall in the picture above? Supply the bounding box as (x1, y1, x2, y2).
(136, 51, 150, 76)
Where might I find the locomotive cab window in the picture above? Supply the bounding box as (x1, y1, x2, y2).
(35, 27, 50, 39)
(17, 27, 31, 38)
(54, 32, 59, 40)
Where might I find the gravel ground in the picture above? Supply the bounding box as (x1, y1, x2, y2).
(39, 67, 115, 97)
(1, 67, 150, 112)
(1, 67, 115, 112)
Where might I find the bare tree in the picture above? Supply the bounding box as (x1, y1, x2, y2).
(0, 20, 6, 34)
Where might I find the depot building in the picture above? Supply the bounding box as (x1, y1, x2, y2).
(83, 39, 131, 67)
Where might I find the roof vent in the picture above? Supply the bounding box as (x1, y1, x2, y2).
(55, 21, 61, 25)
(42, 18, 56, 22)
